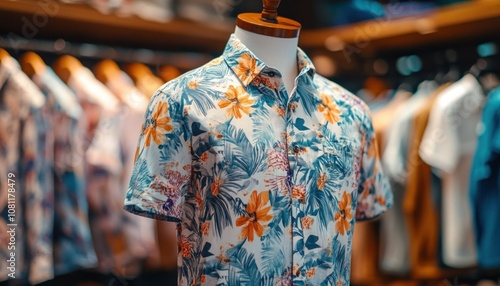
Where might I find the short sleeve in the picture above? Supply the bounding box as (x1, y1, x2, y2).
(356, 108, 393, 221)
(419, 94, 459, 173)
(123, 90, 192, 222)
(382, 112, 409, 183)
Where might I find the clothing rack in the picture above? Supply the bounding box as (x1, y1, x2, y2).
(331, 40, 500, 94)
(0, 37, 213, 71)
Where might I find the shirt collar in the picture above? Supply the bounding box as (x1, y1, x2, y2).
(223, 34, 316, 87)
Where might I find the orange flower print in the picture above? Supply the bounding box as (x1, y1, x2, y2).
(182, 164, 191, 172)
(317, 173, 327, 190)
(367, 136, 378, 158)
(274, 106, 286, 117)
(376, 196, 386, 206)
(218, 85, 254, 119)
(143, 101, 174, 147)
(216, 248, 231, 263)
(216, 253, 230, 263)
(234, 53, 259, 85)
(293, 264, 301, 277)
(361, 177, 375, 198)
(318, 93, 342, 124)
(253, 74, 280, 90)
(134, 146, 140, 163)
(335, 192, 353, 236)
(211, 178, 221, 196)
(181, 236, 191, 258)
(195, 194, 203, 208)
(306, 267, 316, 278)
(200, 151, 208, 162)
(235, 190, 273, 242)
(188, 79, 198, 90)
(201, 275, 206, 283)
(201, 222, 210, 236)
(301, 216, 314, 230)
(292, 185, 306, 203)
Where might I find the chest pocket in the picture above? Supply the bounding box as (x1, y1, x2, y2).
(321, 138, 356, 181)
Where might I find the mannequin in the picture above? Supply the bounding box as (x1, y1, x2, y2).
(234, 0, 301, 94)
(124, 2, 392, 286)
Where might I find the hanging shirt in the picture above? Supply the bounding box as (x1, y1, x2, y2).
(32, 67, 98, 277)
(379, 80, 437, 274)
(403, 86, 444, 279)
(86, 71, 157, 276)
(350, 87, 410, 284)
(123, 34, 392, 286)
(0, 56, 45, 283)
(469, 86, 500, 269)
(420, 74, 483, 268)
(66, 66, 119, 273)
(23, 68, 55, 285)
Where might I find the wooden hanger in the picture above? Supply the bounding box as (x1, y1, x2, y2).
(236, 0, 301, 38)
(0, 49, 10, 63)
(93, 59, 121, 85)
(124, 63, 164, 98)
(158, 65, 180, 83)
(53, 55, 83, 83)
(124, 62, 156, 84)
(94, 59, 129, 102)
(20, 52, 47, 78)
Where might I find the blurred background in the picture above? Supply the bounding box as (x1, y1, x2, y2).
(1, 0, 500, 285)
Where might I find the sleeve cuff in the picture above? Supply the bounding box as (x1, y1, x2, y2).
(123, 201, 182, 223)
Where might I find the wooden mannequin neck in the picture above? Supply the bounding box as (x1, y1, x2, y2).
(234, 26, 299, 94)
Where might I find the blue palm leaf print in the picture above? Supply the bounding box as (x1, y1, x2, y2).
(126, 158, 151, 200)
(261, 229, 287, 278)
(226, 244, 261, 286)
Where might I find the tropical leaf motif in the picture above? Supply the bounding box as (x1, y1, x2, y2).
(177, 73, 219, 116)
(226, 245, 261, 286)
(324, 234, 350, 285)
(167, 97, 192, 142)
(295, 79, 320, 117)
(205, 170, 236, 238)
(201, 258, 222, 279)
(337, 99, 360, 127)
(267, 192, 291, 229)
(293, 132, 322, 152)
(223, 122, 267, 179)
(305, 235, 321, 250)
(294, 118, 309, 131)
(296, 238, 304, 256)
(201, 242, 214, 258)
(251, 123, 275, 148)
(126, 158, 152, 200)
(260, 233, 286, 278)
(315, 153, 347, 181)
(258, 87, 279, 108)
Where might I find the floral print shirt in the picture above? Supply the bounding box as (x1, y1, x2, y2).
(86, 76, 156, 276)
(124, 34, 393, 286)
(33, 68, 98, 277)
(0, 57, 45, 283)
